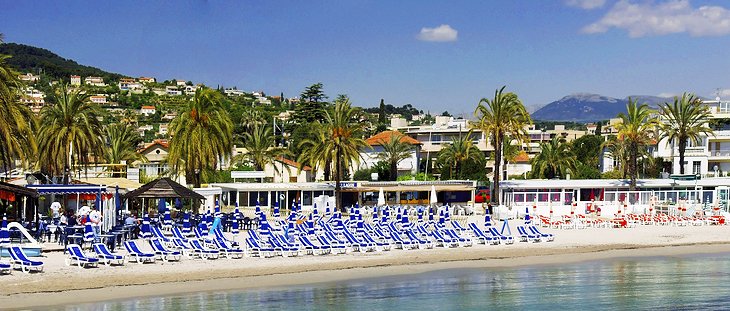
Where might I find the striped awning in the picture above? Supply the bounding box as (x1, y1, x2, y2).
(27, 184, 107, 194)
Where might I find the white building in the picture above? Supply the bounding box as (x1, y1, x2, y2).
(18, 73, 40, 82)
(224, 89, 245, 96)
(138, 77, 156, 84)
(118, 78, 142, 91)
(166, 86, 182, 96)
(20, 87, 45, 114)
(84, 76, 105, 86)
(355, 131, 421, 179)
(90, 95, 107, 104)
(158, 124, 169, 136)
(70, 75, 82, 86)
(140, 105, 156, 116)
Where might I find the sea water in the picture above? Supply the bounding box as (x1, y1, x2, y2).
(46, 253, 730, 310)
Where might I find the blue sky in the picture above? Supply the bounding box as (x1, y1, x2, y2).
(3, 0, 730, 116)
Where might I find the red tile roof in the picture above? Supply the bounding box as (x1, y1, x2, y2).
(514, 151, 530, 163)
(138, 139, 169, 154)
(366, 131, 421, 146)
(276, 157, 311, 171)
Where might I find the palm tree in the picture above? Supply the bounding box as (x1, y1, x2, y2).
(474, 86, 531, 204)
(603, 136, 629, 178)
(530, 137, 576, 179)
(38, 84, 105, 181)
(437, 130, 482, 179)
(323, 99, 368, 211)
(501, 138, 521, 179)
(615, 98, 660, 190)
(104, 124, 146, 177)
(375, 132, 414, 181)
(234, 124, 290, 177)
(167, 88, 233, 189)
(296, 122, 331, 181)
(658, 93, 713, 175)
(0, 54, 37, 174)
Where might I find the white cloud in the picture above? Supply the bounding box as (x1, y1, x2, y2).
(657, 92, 679, 98)
(417, 24, 458, 42)
(565, 0, 606, 10)
(582, 0, 730, 37)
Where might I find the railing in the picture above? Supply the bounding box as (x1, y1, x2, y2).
(709, 150, 730, 157)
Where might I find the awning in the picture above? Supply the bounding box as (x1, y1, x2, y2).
(0, 181, 39, 199)
(27, 184, 107, 195)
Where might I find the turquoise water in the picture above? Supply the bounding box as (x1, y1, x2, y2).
(46, 253, 730, 310)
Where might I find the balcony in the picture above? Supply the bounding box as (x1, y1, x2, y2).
(677, 146, 708, 156)
(709, 150, 730, 160)
(710, 130, 730, 140)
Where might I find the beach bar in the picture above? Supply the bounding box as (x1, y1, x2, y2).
(500, 178, 730, 217)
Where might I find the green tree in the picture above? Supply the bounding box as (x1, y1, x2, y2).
(234, 124, 289, 173)
(38, 84, 105, 180)
(167, 88, 233, 191)
(658, 93, 713, 174)
(375, 132, 414, 181)
(0, 54, 37, 173)
(436, 131, 484, 179)
(474, 86, 532, 204)
(323, 99, 368, 211)
(571, 134, 603, 169)
(104, 124, 146, 177)
(530, 137, 576, 179)
(615, 99, 660, 190)
(296, 122, 332, 181)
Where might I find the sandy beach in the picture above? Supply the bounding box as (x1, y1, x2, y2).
(2, 222, 730, 310)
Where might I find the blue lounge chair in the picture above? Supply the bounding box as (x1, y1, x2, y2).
(488, 227, 515, 245)
(171, 238, 196, 258)
(342, 228, 375, 252)
(517, 226, 541, 243)
(358, 229, 390, 251)
(298, 235, 326, 255)
(213, 238, 244, 259)
(93, 243, 125, 266)
(151, 225, 173, 244)
(0, 261, 10, 274)
(150, 238, 182, 261)
(528, 225, 555, 242)
(316, 235, 347, 254)
(171, 227, 191, 243)
(212, 228, 239, 247)
(468, 223, 499, 245)
(66, 244, 100, 268)
(8, 246, 44, 273)
(269, 234, 299, 257)
(451, 220, 468, 232)
(443, 228, 473, 247)
(432, 229, 459, 248)
(245, 237, 276, 258)
(389, 230, 417, 250)
(405, 230, 433, 249)
(190, 239, 220, 259)
(123, 240, 156, 264)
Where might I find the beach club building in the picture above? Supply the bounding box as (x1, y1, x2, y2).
(210, 180, 477, 213)
(499, 177, 730, 218)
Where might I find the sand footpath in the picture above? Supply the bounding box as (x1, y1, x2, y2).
(1, 223, 729, 309)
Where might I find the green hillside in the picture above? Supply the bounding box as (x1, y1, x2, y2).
(0, 43, 123, 82)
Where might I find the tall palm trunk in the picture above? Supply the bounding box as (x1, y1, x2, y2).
(629, 142, 638, 191)
(390, 161, 397, 181)
(492, 133, 502, 204)
(335, 149, 343, 212)
(678, 138, 687, 175)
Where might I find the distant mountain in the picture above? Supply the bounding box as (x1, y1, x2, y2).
(532, 93, 680, 122)
(0, 43, 123, 82)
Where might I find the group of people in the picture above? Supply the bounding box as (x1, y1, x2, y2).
(50, 200, 103, 235)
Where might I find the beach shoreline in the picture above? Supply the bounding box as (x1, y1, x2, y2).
(3, 239, 730, 310)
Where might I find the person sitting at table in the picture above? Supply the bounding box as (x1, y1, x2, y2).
(67, 211, 78, 227)
(59, 212, 68, 226)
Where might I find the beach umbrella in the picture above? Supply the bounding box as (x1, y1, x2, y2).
(428, 209, 434, 222)
(273, 201, 280, 218)
(306, 214, 315, 235)
(114, 186, 121, 214)
(0, 216, 9, 250)
(485, 214, 493, 227)
(84, 215, 95, 242)
(291, 201, 297, 214)
(430, 185, 437, 206)
(325, 202, 331, 217)
(163, 208, 172, 225)
(255, 201, 262, 218)
(232, 206, 240, 234)
(377, 187, 386, 206)
(140, 214, 152, 239)
(175, 198, 183, 210)
(438, 210, 445, 226)
(182, 212, 191, 234)
(158, 198, 167, 214)
(445, 207, 451, 222)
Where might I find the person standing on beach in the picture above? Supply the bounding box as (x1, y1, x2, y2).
(50, 201, 61, 219)
(89, 207, 102, 236)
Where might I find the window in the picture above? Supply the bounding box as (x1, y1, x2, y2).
(693, 161, 701, 175)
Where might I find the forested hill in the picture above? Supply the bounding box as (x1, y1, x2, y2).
(0, 43, 123, 81)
